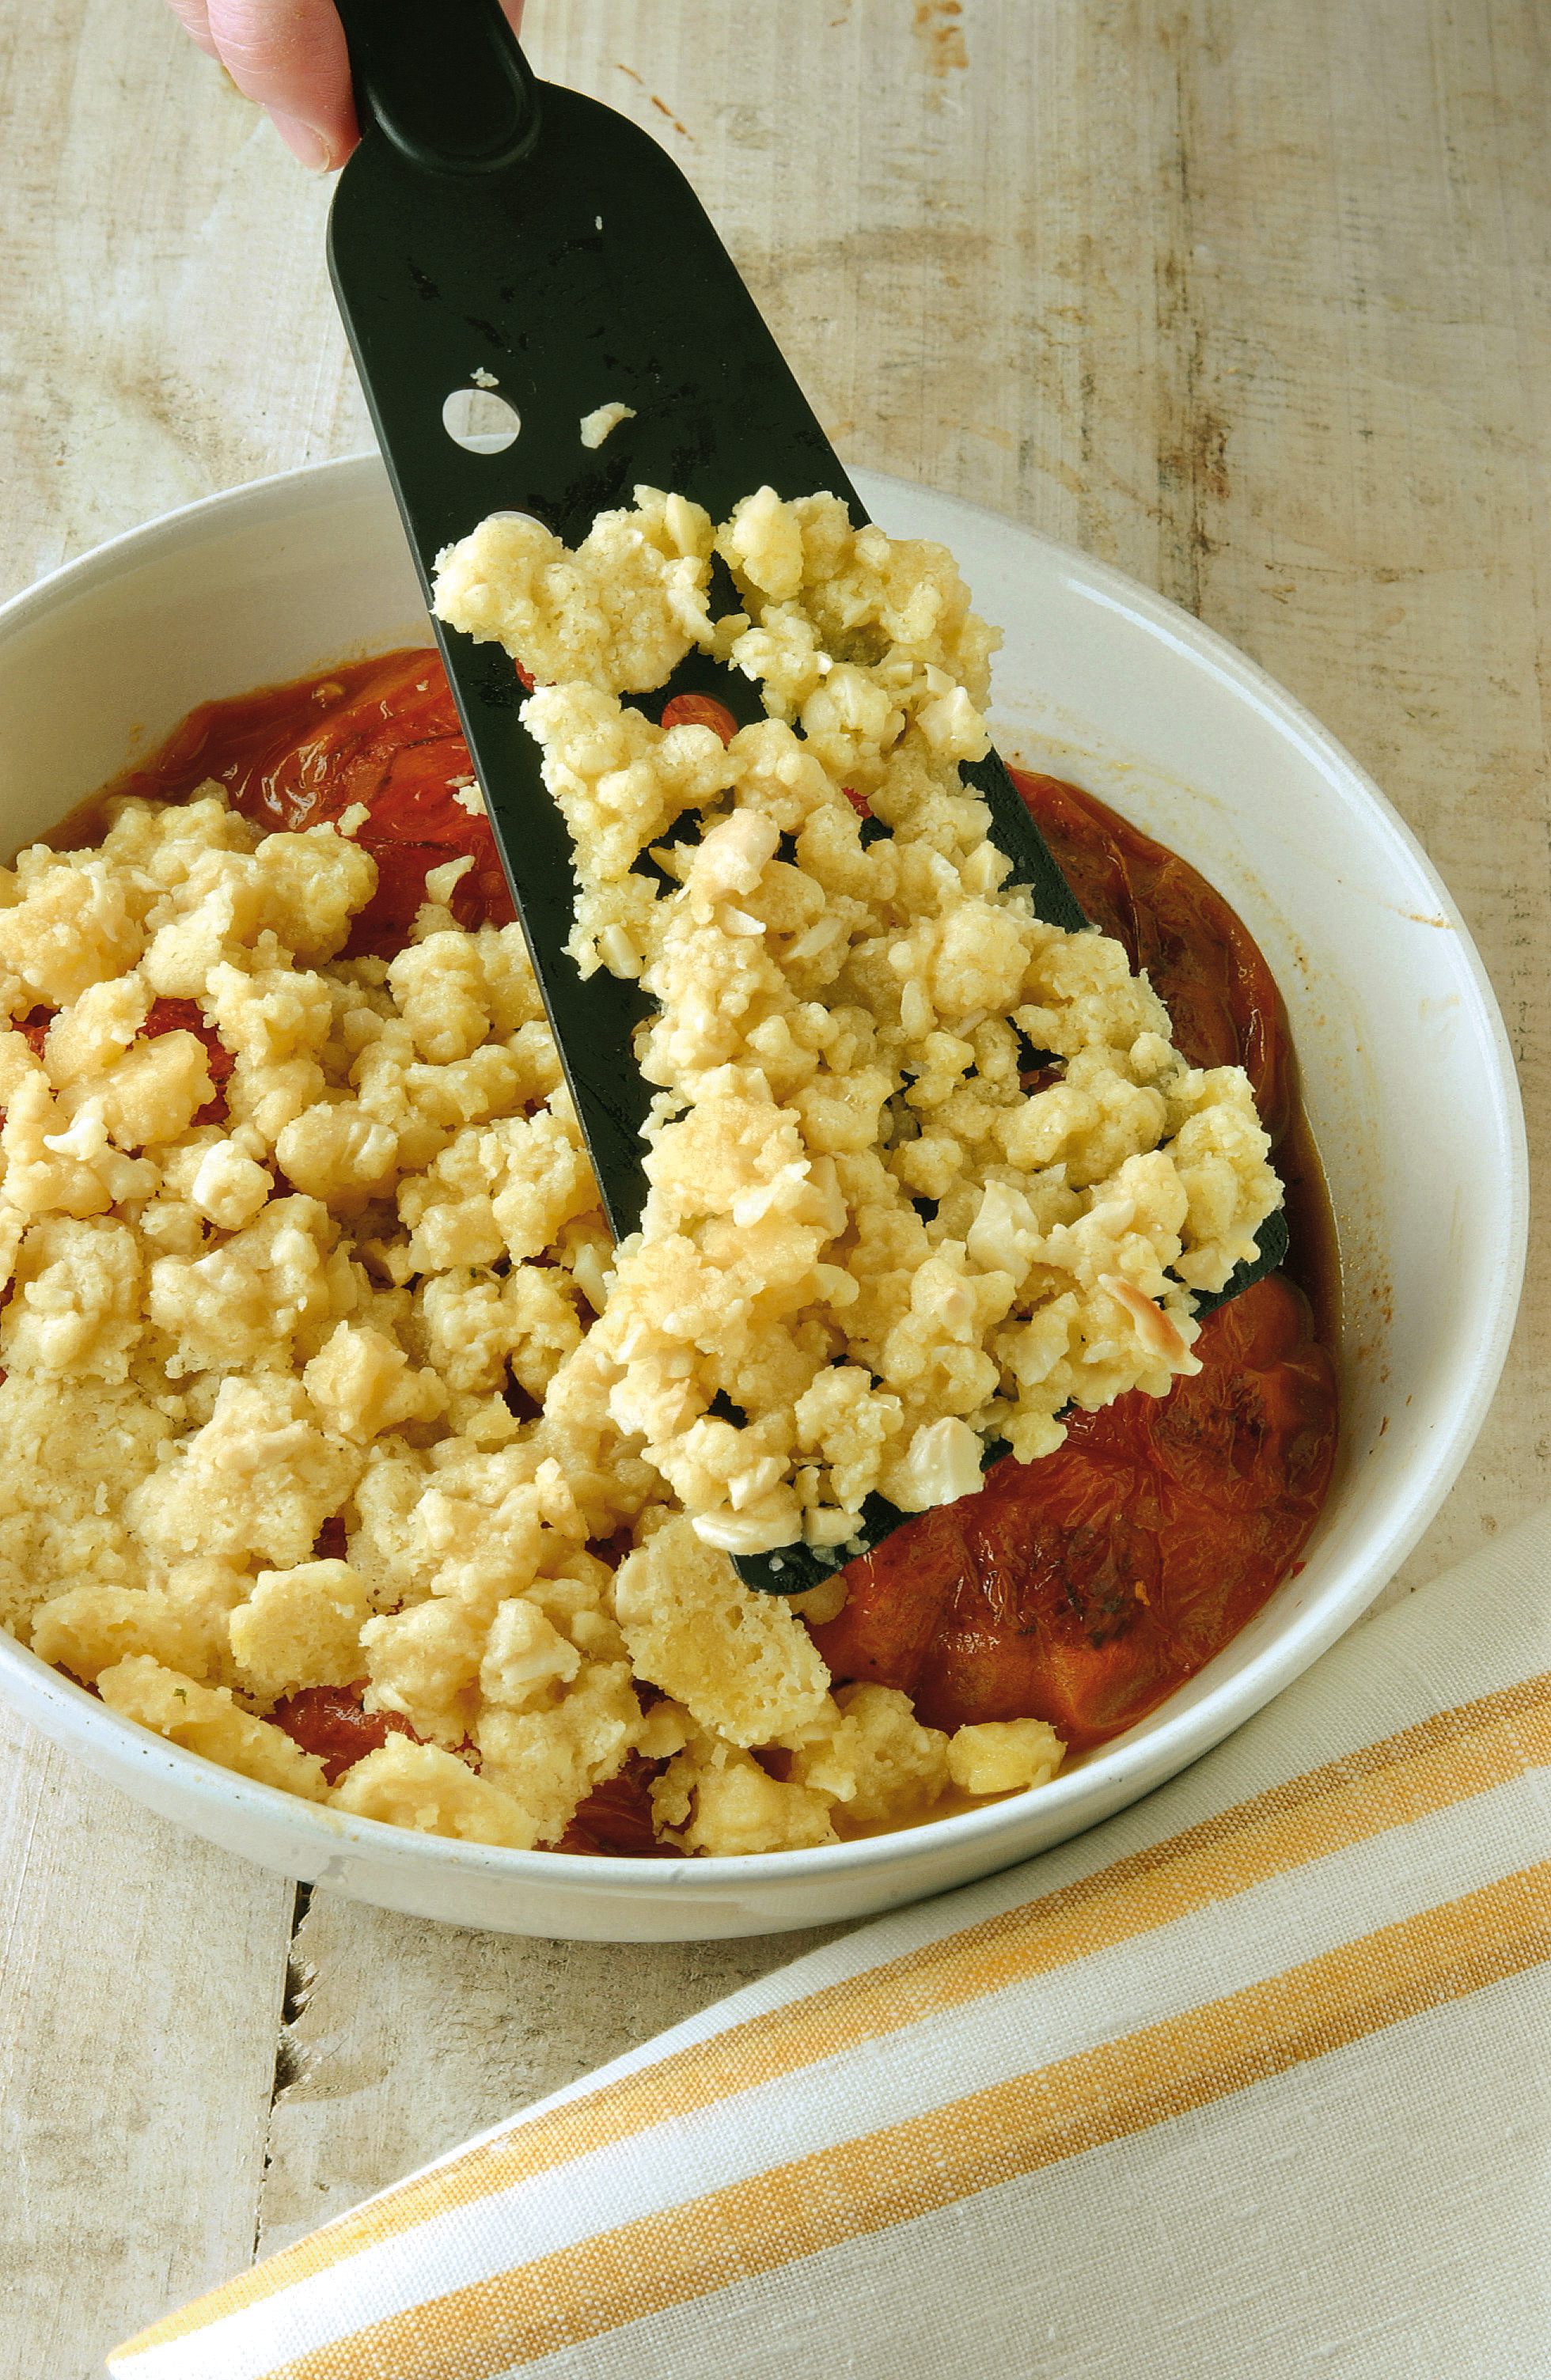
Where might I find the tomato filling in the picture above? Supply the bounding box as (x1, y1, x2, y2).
(107, 652, 513, 956)
(810, 1272, 1335, 1755)
(270, 1683, 422, 1788)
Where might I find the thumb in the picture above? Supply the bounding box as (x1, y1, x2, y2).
(195, 0, 529, 172)
(202, 0, 356, 168)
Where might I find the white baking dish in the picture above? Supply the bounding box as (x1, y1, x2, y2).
(0, 457, 1525, 1939)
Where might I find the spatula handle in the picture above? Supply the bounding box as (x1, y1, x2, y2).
(335, 0, 540, 174)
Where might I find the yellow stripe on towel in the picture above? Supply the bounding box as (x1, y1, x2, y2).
(267, 1863, 1551, 2378)
(119, 1674, 1551, 2359)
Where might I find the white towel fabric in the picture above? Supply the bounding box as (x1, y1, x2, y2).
(112, 1508, 1551, 2380)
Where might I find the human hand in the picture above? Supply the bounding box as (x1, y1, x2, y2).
(163, 0, 527, 170)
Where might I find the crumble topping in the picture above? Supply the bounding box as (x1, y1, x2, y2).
(433, 487, 1281, 1555)
(0, 487, 1282, 1856)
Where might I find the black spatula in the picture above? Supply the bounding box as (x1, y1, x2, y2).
(328, 0, 1285, 1592)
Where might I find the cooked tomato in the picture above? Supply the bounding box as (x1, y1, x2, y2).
(109, 651, 515, 954)
(269, 1681, 419, 1787)
(811, 1275, 1337, 1755)
(556, 1754, 678, 1858)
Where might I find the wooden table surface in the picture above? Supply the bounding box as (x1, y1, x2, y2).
(2, 4, 1545, 2369)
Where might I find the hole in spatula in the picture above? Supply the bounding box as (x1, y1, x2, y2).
(442, 386, 521, 453)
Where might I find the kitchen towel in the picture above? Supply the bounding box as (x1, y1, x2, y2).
(112, 1506, 1551, 2379)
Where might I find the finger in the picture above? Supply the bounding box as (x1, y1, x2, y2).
(195, 0, 529, 173)
(203, 0, 357, 168)
(161, 0, 219, 63)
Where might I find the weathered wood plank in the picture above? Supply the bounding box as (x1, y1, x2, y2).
(0, 1704, 294, 2378)
(0, 4, 1546, 2370)
(258, 1892, 854, 2255)
(0, 0, 368, 594)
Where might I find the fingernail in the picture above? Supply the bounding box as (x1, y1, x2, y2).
(271, 112, 333, 172)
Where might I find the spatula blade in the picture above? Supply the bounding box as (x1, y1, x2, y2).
(327, 2, 1289, 1590)
(328, 8, 1086, 1228)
